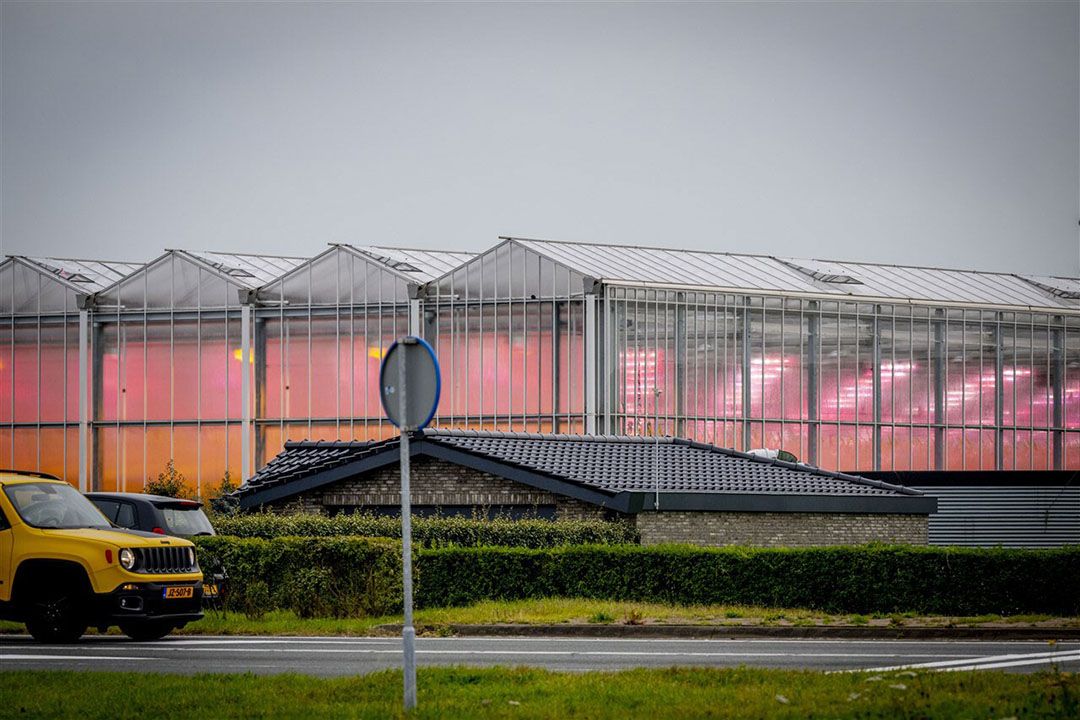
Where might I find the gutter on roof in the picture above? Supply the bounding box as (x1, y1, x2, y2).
(620, 491, 936, 515)
(597, 280, 1080, 315)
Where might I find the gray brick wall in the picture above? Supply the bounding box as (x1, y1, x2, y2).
(271, 457, 560, 516)
(554, 496, 609, 521)
(634, 511, 928, 547)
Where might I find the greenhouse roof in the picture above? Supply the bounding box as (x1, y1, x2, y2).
(7, 239, 1078, 313)
(12, 256, 144, 293)
(182, 250, 307, 287)
(509, 237, 1080, 311)
(345, 245, 475, 283)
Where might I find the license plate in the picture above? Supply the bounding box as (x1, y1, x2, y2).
(203, 584, 218, 598)
(163, 586, 194, 599)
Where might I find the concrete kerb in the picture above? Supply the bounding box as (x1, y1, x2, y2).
(375, 623, 1080, 642)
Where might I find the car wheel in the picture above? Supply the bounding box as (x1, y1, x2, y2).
(25, 588, 88, 644)
(119, 620, 175, 641)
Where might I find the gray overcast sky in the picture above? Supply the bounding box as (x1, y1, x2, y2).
(1, 1, 1077, 275)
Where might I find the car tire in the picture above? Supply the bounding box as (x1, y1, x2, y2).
(119, 620, 175, 642)
(25, 587, 88, 644)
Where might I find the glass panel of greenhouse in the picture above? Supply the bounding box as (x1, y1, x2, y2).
(0, 256, 143, 482)
(87, 250, 308, 494)
(2, 238, 1078, 494)
(421, 239, 591, 433)
(251, 244, 473, 466)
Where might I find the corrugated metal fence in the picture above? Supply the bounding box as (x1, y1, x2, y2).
(914, 485, 1080, 548)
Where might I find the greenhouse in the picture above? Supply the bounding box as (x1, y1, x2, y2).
(2, 237, 1078, 494)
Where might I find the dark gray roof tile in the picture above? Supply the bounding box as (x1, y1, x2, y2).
(235, 431, 921, 501)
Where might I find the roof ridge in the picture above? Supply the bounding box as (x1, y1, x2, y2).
(283, 439, 385, 449)
(183, 249, 309, 260)
(16, 255, 144, 266)
(421, 428, 676, 444)
(350, 243, 476, 257)
(503, 236, 1072, 280)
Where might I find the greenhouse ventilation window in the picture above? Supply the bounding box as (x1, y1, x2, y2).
(1018, 275, 1080, 300)
(776, 258, 864, 284)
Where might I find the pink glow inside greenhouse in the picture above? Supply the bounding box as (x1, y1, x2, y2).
(1, 238, 1078, 495)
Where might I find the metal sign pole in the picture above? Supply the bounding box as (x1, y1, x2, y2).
(398, 348, 417, 711)
(654, 387, 661, 511)
(380, 335, 439, 713)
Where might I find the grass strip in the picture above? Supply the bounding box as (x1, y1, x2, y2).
(1, 667, 1077, 719)
(1, 598, 1075, 637)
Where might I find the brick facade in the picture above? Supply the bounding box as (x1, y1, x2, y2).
(266, 456, 929, 546)
(271, 457, 579, 518)
(634, 511, 928, 547)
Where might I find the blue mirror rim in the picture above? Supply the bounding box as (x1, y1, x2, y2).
(379, 335, 442, 430)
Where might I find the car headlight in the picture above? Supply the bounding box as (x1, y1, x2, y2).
(187, 548, 196, 567)
(119, 548, 136, 570)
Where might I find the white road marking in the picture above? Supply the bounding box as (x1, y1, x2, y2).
(941, 653, 1080, 672)
(143, 638, 400, 646)
(0, 654, 150, 661)
(861, 649, 1080, 673)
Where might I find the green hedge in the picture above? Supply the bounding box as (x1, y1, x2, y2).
(415, 544, 1080, 616)
(212, 512, 639, 548)
(194, 536, 402, 618)
(192, 538, 1080, 617)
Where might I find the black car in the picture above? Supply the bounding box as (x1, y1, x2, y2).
(85, 492, 216, 538)
(86, 492, 224, 605)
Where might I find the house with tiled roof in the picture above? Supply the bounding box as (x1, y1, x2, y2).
(233, 430, 935, 547)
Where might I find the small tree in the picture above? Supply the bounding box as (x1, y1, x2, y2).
(216, 469, 238, 497)
(208, 470, 240, 515)
(145, 459, 192, 498)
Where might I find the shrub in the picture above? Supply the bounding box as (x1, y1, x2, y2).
(145, 459, 193, 499)
(194, 536, 402, 618)
(207, 471, 241, 515)
(211, 512, 639, 548)
(413, 544, 1080, 616)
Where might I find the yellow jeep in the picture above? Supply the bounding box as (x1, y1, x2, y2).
(0, 471, 205, 642)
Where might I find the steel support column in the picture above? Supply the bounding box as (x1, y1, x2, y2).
(674, 294, 687, 438)
(933, 311, 945, 470)
(584, 293, 598, 435)
(409, 298, 421, 338)
(872, 311, 882, 471)
(552, 301, 562, 433)
(253, 315, 267, 470)
(1052, 321, 1064, 469)
(241, 303, 252, 480)
(807, 303, 819, 466)
(91, 318, 105, 490)
(741, 298, 752, 451)
(994, 317, 1004, 470)
(78, 308, 89, 492)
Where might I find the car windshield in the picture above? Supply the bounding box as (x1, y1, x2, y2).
(3, 482, 111, 529)
(161, 506, 215, 536)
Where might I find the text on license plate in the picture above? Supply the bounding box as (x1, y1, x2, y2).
(163, 586, 194, 599)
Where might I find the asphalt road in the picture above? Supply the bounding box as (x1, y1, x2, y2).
(1, 635, 1078, 675)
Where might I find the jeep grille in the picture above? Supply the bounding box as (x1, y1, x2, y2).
(133, 546, 196, 574)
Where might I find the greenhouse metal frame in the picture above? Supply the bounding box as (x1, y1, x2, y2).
(2, 237, 1078, 493)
